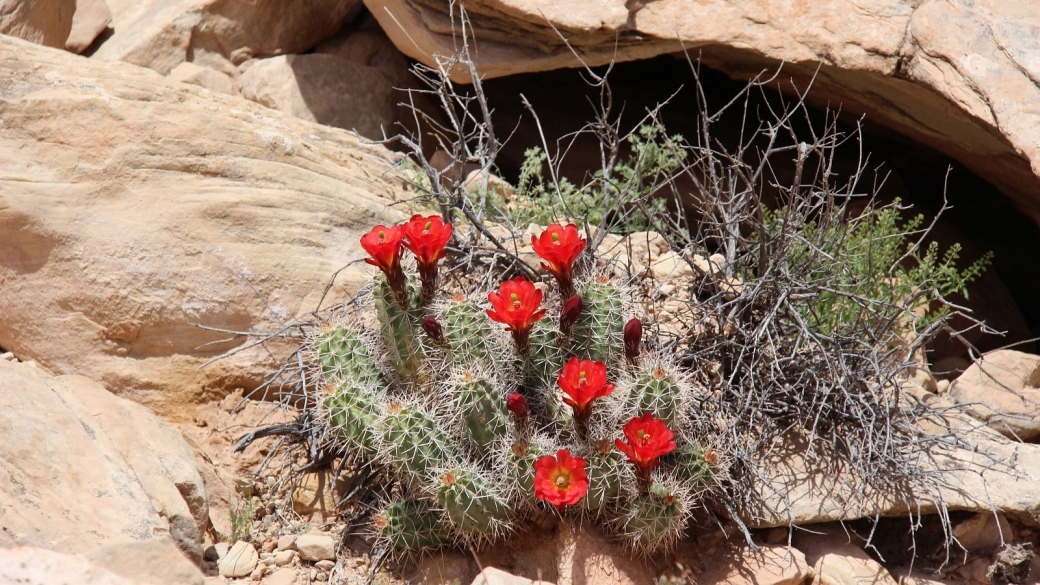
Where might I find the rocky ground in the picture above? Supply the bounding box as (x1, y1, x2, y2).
(4, 1, 1040, 584)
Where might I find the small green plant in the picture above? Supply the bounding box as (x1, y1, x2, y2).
(487, 125, 685, 234)
(764, 201, 991, 339)
(228, 498, 255, 543)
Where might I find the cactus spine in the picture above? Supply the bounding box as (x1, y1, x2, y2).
(622, 480, 691, 552)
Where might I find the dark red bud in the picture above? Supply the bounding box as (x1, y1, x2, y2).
(624, 318, 642, 364)
(506, 393, 529, 420)
(422, 316, 444, 343)
(559, 295, 583, 336)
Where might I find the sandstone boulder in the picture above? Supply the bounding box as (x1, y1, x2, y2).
(218, 541, 259, 578)
(65, 0, 112, 54)
(93, 0, 361, 74)
(85, 537, 205, 585)
(0, 35, 407, 421)
(741, 421, 1040, 528)
(694, 542, 810, 585)
(0, 547, 138, 585)
(795, 528, 898, 585)
(0, 359, 209, 560)
(0, 0, 75, 48)
(237, 53, 398, 139)
(949, 350, 1040, 440)
(168, 60, 235, 95)
(367, 0, 1040, 225)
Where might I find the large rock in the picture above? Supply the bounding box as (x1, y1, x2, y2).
(0, 0, 76, 48)
(65, 0, 113, 54)
(367, 0, 1040, 222)
(741, 421, 1040, 528)
(0, 359, 209, 560)
(794, 529, 898, 585)
(93, 0, 361, 74)
(695, 542, 810, 585)
(85, 537, 205, 585)
(0, 547, 137, 585)
(0, 35, 407, 421)
(237, 53, 398, 139)
(949, 350, 1040, 440)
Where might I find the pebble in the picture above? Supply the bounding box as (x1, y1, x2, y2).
(273, 550, 295, 566)
(276, 535, 296, 551)
(264, 568, 298, 585)
(218, 541, 259, 578)
(295, 534, 336, 561)
(262, 539, 277, 553)
(315, 560, 335, 571)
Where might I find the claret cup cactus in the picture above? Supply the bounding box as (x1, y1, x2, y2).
(312, 216, 722, 555)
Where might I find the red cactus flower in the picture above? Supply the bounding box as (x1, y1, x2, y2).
(624, 318, 643, 364)
(558, 357, 614, 417)
(531, 224, 585, 297)
(360, 224, 407, 303)
(615, 413, 676, 485)
(533, 449, 588, 509)
(559, 295, 583, 337)
(487, 277, 546, 356)
(402, 214, 452, 300)
(506, 393, 529, 422)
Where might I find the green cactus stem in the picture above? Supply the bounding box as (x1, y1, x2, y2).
(574, 279, 624, 364)
(436, 469, 512, 536)
(381, 404, 457, 481)
(376, 499, 451, 551)
(452, 376, 510, 454)
(375, 276, 424, 380)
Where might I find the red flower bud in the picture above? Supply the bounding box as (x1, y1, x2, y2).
(624, 318, 643, 364)
(422, 316, 444, 343)
(506, 393, 529, 421)
(559, 295, 582, 336)
(533, 449, 588, 509)
(531, 224, 585, 297)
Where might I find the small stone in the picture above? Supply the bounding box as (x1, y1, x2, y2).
(658, 284, 675, 296)
(295, 534, 336, 561)
(276, 535, 296, 551)
(471, 567, 534, 585)
(264, 568, 298, 585)
(262, 539, 277, 553)
(315, 560, 335, 571)
(0, 352, 14, 361)
(251, 566, 265, 580)
(274, 550, 295, 566)
(218, 541, 259, 578)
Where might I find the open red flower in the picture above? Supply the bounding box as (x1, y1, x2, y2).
(533, 449, 588, 509)
(402, 214, 452, 301)
(361, 224, 405, 274)
(360, 224, 407, 302)
(558, 357, 614, 417)
(615, 413, 676, 472)
(487, 277, 546, 356)
(402, 214, 452, 267)
(531, 224, 585, 297)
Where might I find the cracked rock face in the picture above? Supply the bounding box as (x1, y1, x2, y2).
(0, 35, 407, 421)
(367, 0, 1040, 221)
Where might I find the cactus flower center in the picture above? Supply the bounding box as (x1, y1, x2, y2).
(511, 293, 520, 309)
(423, 221, 432, 234)
(553, 471, 570, 489)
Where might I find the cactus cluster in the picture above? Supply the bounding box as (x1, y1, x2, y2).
(310, 216, 722, 555)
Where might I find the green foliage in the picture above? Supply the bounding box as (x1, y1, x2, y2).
(486, 125, 686, 234)
(765, 201, 992, 338)
(228, 498, 255, 543)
